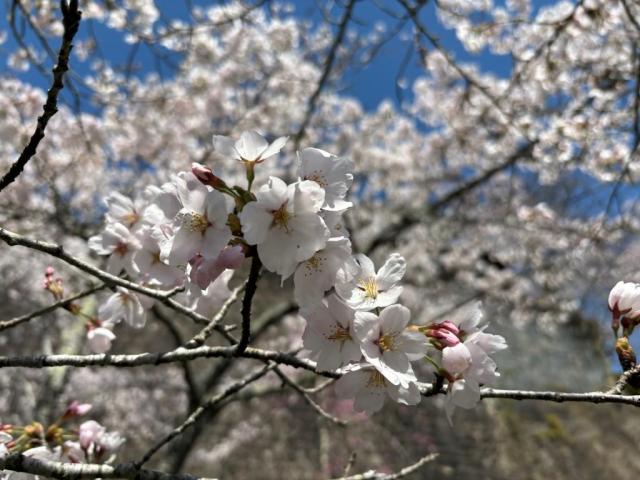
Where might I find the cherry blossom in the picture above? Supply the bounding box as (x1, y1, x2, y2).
(98, 287, 147, 328)
(300, 294, 362, 371)
(213, 130, 288, 165)
(353, 304, 427, 388)
(86, 327, 117, 354)
(189, 245, 245, 290)
(167, 173, 233, 266)
(238, 177, 330, 278)
(192, 270, 234, 318)
(335, 364, 421, 414)
(293, 237, 355, 307)
(608, 281, 640, 333)
(298, 148, 354, 210)
(336, 253, 406, 311)
(88, 222, 141, 277)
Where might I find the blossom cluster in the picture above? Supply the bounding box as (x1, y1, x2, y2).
(85, 129, 507, 416)
(0, 401, 124, 479)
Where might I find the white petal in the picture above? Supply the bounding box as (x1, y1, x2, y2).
(379, 304, 410, 336)
(235, 130, 268, 161)
(376, 253, 406, 290)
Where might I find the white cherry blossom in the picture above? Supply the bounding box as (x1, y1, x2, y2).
(335, 364, 421, 414)
(88, 222, 141, 277)
(192, 269, 234, 318)
(167, 172, 233, 266)
(238, 177, 330, 279)
(213, 130, 288, 164)
(336, 253, 406, 310)
(353, 304, 427, 388)
(298, 147, 354, 210)
(86, 327, 116, 354)
(300, 294, 362, 371)
(293, 237, 356, 307)
(98, 287, 147, 328)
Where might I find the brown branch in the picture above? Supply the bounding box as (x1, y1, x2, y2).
(0, 0, 82, 193)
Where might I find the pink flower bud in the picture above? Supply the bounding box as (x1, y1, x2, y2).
(190, 246, 245, 289)
(191, 163, 228, 190)
(64, 401, 92, 419)
(437, 320, 460, 336)
(78, 420, 105, 450)
(428, 328, 460, 347)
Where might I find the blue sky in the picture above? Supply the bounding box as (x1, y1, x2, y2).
(0, 0, 534, 112)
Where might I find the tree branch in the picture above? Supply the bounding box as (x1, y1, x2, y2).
(0, 226, 235, 342)
(234, 254, 262, 355)
(0, 0, 82, 193)
(0, 454, 215, 480)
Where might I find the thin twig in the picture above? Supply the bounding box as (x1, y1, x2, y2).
(330, 452, 438, 480)
(0, 226, 236, 342)
(0, 284, 105, 332)
(293, 0, 357, 148)
(185, 283, 245, 348)
(136, 363, 275, 468)
(274, 367, 347, 426)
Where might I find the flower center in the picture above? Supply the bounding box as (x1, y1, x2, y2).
(304, 170, 327, 188)
(377, 334, 396, 352)
(304, 253, 324, 273)
(114, 242, 128, 256)
(272, 203, 292, 232)
(327, 324, 351, 342)
(122, 212, 139, 227)
(366, 370, 386, 388)
(359, 277, 378, 299)
(186, 212, 210, 233)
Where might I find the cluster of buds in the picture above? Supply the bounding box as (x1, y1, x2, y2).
(0, 401, 123, 472)
(43, 267, 64, 301)
(42, 267, 116, 353)
(609, 281, 640, 385)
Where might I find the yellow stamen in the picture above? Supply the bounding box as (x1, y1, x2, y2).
(366, 370, 386, 388)
(186, 212, 210, 233)
(327, 325, 351, 342)
(359, 277, 378, 299)
(304, 170, 328, 188)
(304, 254, 324, 275)
(378, 334, 396, 352)
(122, 212, 139, 226)
(272, 203, 292, 232)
